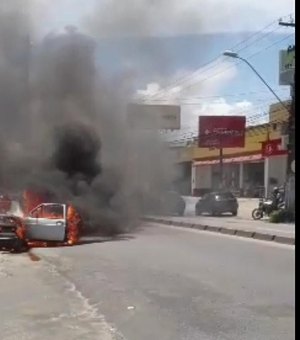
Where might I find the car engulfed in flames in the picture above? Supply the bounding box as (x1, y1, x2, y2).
(24, 202, 82, 247)
(0, 191, 83, 251)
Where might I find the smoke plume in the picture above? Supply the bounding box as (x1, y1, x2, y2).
(0, 2, 177, 235)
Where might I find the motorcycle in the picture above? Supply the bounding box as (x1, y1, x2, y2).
(251, 197, 285, 220)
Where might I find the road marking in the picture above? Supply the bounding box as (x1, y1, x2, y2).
(33, 251, 126, 340)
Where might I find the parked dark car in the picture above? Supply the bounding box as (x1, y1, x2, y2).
(160, 191, 186, 216)
(195, 191, 238, 216)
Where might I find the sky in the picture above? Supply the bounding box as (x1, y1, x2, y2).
(32, 0, 294, 36)
(29, 0, 295, 139)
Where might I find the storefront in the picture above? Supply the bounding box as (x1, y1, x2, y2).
(175, 101, 290, 197)
(192, 152, 265, 196)
(192, 139, 287, 197)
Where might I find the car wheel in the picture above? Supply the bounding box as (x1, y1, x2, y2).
(232, 210, 238, 216)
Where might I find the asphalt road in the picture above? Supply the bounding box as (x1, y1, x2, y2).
(0, 223, 295, 340)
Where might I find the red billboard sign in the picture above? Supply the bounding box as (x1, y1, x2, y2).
(198, 116, 246, 148)
(262, 138, 287, 157)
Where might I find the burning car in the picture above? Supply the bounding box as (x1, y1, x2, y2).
(0, 189, 82, 251)
(24, 202, 82, 246)
(21, 190, 82, 246)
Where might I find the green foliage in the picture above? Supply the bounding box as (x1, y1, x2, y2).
(269, 209, 295, 223)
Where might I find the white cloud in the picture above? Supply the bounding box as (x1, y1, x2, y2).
(135, 59, 240, 128)
(177, 99, 255, 132)
(134, 58, 272, 144)
(162, 98, 265, 145)
(193, 98, 253, 120)
(137, 59, 238, 97)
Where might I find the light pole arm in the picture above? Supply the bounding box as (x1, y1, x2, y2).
(237, 56, 291, 113)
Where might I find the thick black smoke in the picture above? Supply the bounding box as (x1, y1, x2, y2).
(53, 124, 101, 182)
(0, 5, 177, 235)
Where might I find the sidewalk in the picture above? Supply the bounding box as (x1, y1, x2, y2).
(144, 215, 295, 245)
(145, 198, 295, 245)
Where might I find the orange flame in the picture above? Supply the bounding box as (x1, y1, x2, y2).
(22, 190, 46, 216)
(14, 216, 26, 240)
(66, 204, 82, 245)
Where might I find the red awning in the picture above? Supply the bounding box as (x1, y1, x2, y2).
(193, 154, 263, 166)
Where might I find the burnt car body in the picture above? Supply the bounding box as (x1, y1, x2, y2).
(0, 214, 27, 252)
(195, 191, 238, 216)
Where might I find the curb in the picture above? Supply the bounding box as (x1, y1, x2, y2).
(143, 217, 295, 246)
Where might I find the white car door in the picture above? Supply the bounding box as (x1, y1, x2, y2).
(25, 203, 67, 242)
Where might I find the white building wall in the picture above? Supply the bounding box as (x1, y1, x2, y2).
(192, 165, 212, 191)
(268, 155, 287, 185)
(264, 154, 287, 196)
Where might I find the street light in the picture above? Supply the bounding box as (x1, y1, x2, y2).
(223, 50, 291, 113)
(224, 50, 293, 199)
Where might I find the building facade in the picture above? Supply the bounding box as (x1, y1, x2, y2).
(174, 101, 290, 197)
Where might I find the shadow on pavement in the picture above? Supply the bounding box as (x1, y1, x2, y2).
(1, 235, 136, 254)
(78, 234, 135, 246)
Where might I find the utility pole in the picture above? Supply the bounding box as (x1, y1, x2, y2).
(218, 135, 224, 190)
(219, 147, 224, 189)
(286, 63, 295, 214)
(279, 19, 295, 213)
(287, 67, 295, 176)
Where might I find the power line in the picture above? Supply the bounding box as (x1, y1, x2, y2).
(166, 105, 291, 144)
(244, 32, 295, 60)
(138, 13, 294, 101)
(231, 24, 283, 55)
(164, 32, 294, 96)
(140, 21, 282, 100)
(140, 32, 294, 104)
(140, 87, 288, 102)
(146, 94, 288, 105)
